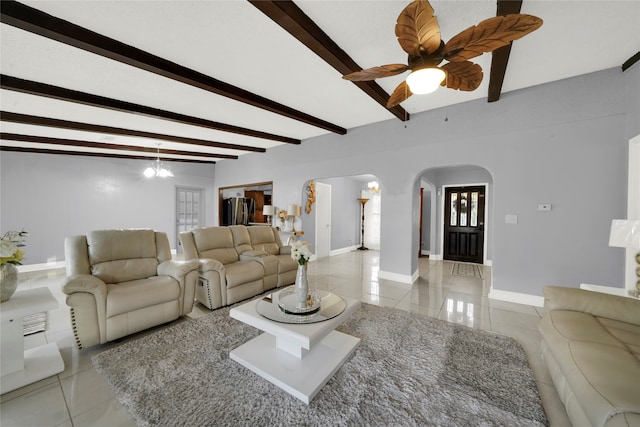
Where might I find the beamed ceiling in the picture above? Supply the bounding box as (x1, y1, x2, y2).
(1, 0, 639, 165)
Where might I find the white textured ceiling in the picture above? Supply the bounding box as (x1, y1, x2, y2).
(1, 0, 639, 163)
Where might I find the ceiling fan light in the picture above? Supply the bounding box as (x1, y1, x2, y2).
(406, 68, 446, 95)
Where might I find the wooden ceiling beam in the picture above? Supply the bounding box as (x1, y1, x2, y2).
(487, 0, 524, 103)
(0, 111, 265, 153)
(0, 0, 346, 135)
(0, 145, 216, 164)
(0, 75, 299, 145)
(0, 133, 231, 160)
(249, 0, 410, 122)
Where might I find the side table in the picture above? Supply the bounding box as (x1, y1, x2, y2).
(1, 287, 65, 394)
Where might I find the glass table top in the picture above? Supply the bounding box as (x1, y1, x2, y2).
(256, 287, 346, 324)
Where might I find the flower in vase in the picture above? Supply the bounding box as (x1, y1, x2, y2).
(290, 240, 311, 265)
(276, 209, 288, 228)
(0, 230, 29, 265)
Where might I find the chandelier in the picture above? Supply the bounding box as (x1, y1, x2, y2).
(143, 144, 174, 178)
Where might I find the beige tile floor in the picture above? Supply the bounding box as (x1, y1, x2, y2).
(1, 251, 572, 426)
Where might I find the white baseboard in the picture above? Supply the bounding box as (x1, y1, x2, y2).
(329, 245, 359, 257)
(420, 250, 430, 256)
(378, 269, 418, 285)
(488, 288, 545, 307)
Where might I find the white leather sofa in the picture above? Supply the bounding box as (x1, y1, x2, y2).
(62, 229, 199, 349)
(539, 286, 640, 427)
(179, 225, 298, 309)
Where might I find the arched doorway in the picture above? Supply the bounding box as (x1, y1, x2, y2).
(416, 165, 494, 266)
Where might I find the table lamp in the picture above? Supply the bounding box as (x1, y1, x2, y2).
(287, 204, 301, 233)
(262, 205, 273, 226)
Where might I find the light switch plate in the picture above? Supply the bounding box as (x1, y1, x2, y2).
(505, 214, 518, 224)
(538, 204, 552, 211)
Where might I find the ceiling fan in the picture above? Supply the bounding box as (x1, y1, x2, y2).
(342, 0, 543, 107)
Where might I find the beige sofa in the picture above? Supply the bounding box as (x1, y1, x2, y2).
(62, 229, 199, 349)
(179, 225, 298, 309)
(539, 286, 640, 427)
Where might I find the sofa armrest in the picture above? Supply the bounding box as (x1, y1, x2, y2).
(157, 259, 199, 281)
(194, 258, 226, 308)
(158, 260, 200, 314)
(543, 286, 640, 325)
(62, 274, 108, 347)
(62, 274, 107, 298)
(198, 258, 225, 273)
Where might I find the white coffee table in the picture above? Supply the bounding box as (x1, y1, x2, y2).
(229, 288, 361, 404)
(1, 287, 65, 394)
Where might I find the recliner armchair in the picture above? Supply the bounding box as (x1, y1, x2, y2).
(62, 229, 199, 349)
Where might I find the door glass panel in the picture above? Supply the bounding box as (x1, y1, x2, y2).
(471, 192, 478, 227)
(460, 192, 468, 226)
(450, 192, 458, 226)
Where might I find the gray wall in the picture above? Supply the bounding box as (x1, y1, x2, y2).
(213, 67, 634, 296)
(625, 63, 640, 140)
(1, 67, 635, 297)
(0, 154, 215, 264)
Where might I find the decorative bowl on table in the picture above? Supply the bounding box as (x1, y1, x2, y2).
(277, 288, 321, 315)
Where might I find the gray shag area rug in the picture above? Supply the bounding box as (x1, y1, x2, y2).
(93, 303, 548, 427)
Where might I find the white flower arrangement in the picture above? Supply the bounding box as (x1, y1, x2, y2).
(1, 230, 29, 265)
(290, 240, 312, 265)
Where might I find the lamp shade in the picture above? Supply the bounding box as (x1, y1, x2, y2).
(262, 205, 274, 216)
(287, 204, 301, 216)
(609, 219, 640, 248)
(406, 68, 446, 94)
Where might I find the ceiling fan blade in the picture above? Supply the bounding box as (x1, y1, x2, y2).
(395, 0, 441, 57)
(387, 81, 413, 108)
(442, 14, 543, 62)
(343, 64, 409, 81)
(440, 62, 483, 91)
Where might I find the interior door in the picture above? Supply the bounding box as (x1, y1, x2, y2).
(315, 182, 331, 259)
(176, 187, 203, 252)
(443, 186, 485, 264)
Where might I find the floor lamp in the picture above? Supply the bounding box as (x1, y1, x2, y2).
(358, 198, 369, 251)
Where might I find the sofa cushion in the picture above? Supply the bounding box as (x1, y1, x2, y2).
(224, 261, 264, 289)
(87, 229, 158, 283)
(229, 225, 253, 254)
(541, 309, 640, 427)
(247, 227, 280, 255)
(597, 317, 640, 358)
(106, 276, 179, 317)
(192, 227, 239, 265)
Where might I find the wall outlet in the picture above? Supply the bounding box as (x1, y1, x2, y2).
(538, 204, 552, 211)
(505, 214, 518, 224)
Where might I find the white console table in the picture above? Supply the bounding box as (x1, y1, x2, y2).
(1, 287, 65, 394)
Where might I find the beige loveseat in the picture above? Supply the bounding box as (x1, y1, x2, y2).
(539, 286, 640, 427)
(62, 229, 199, 349)
(179, 225, 298, 309)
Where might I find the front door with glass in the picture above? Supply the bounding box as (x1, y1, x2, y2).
(443, 186, 485, 264)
